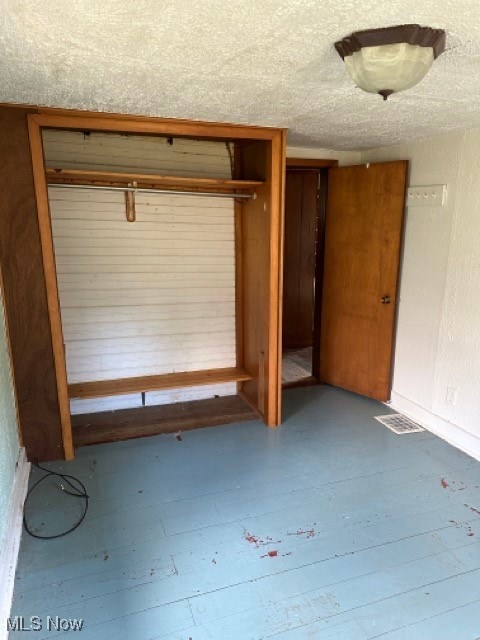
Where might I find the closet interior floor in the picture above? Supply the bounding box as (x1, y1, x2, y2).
(72, 394, 257, 447)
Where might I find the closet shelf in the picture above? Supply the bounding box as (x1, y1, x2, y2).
(46, 168, 263, 193)
(68, 367, 253, 399)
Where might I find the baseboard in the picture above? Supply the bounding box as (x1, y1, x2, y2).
(0, 448, 30, 639)
(388, 391, 480, 462)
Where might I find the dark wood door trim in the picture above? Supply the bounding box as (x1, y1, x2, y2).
(312, 168, 329, 379)
(0, 108, 66, 460)
(283, 169, 320, 351)
(287, 158, 338, 169)
(283, 163, 329, 378)
(28, 115, 75, 460)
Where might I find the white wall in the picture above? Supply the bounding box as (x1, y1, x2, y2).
(0, 287, 21, 556)
(363, 129, 480, 459)
(287, 145, 362, 166)
(43, 131, 237, 414)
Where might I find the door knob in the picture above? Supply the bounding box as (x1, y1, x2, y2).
(381, 296, 391, 304)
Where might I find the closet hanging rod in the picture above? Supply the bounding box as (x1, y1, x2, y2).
(47, 183, 256, 200)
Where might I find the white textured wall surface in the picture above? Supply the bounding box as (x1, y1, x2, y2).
(0, 288, 21, 551)
(286, 146, 362, 166)
(43, 131, 236, 414)
(433, 130, 480, 431)
(362, 129, 480, 450)
(3, 0, 480, 149)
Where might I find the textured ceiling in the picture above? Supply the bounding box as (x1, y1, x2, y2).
(2, 0, 480, 149)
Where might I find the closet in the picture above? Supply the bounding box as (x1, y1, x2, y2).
(44, 131, 245, 418)
(0, 106, 285, 461)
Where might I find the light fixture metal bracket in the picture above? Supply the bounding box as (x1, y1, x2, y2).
(335, 24, 446, 60)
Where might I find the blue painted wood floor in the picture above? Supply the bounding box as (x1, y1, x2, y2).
(10, 386, 480, 639)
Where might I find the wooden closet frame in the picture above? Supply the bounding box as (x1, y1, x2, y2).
(21, 108, 286, 460)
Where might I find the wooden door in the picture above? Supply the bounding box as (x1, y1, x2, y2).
(283, 170, 319, 349)
(319, 161, 407, 401)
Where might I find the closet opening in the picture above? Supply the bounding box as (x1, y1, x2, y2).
(24, 112, 285, 460)
(282, 159, 334, 389)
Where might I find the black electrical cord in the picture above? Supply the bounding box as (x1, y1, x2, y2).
(23, 463, 89, 539)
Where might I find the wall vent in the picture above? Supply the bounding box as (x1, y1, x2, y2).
(374, 413, 425, 434)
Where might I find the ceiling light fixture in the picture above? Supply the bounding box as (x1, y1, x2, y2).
(335, 24, 446, 100)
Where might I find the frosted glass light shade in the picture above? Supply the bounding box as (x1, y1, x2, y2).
(334, 25, 446, 100)
(344, 43, 434, 96)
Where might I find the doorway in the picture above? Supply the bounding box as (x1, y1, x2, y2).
(282, 159, 333, 388)
(282, 159, 408, 401)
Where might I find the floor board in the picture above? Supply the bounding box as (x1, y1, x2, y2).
(11, 386, 480, 639)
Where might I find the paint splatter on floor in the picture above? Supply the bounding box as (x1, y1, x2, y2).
(245, 522, 317, 560)
(449, 519, 475, 537)
(244, 531, 261, 546)
(441, 478, 468, 491)
(246, 526, 317, 559)
(260, 550, 278, 558)
(244, 531, 281, 548)
(465, 504, 480, 516)
(288, 527, 315, 539)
